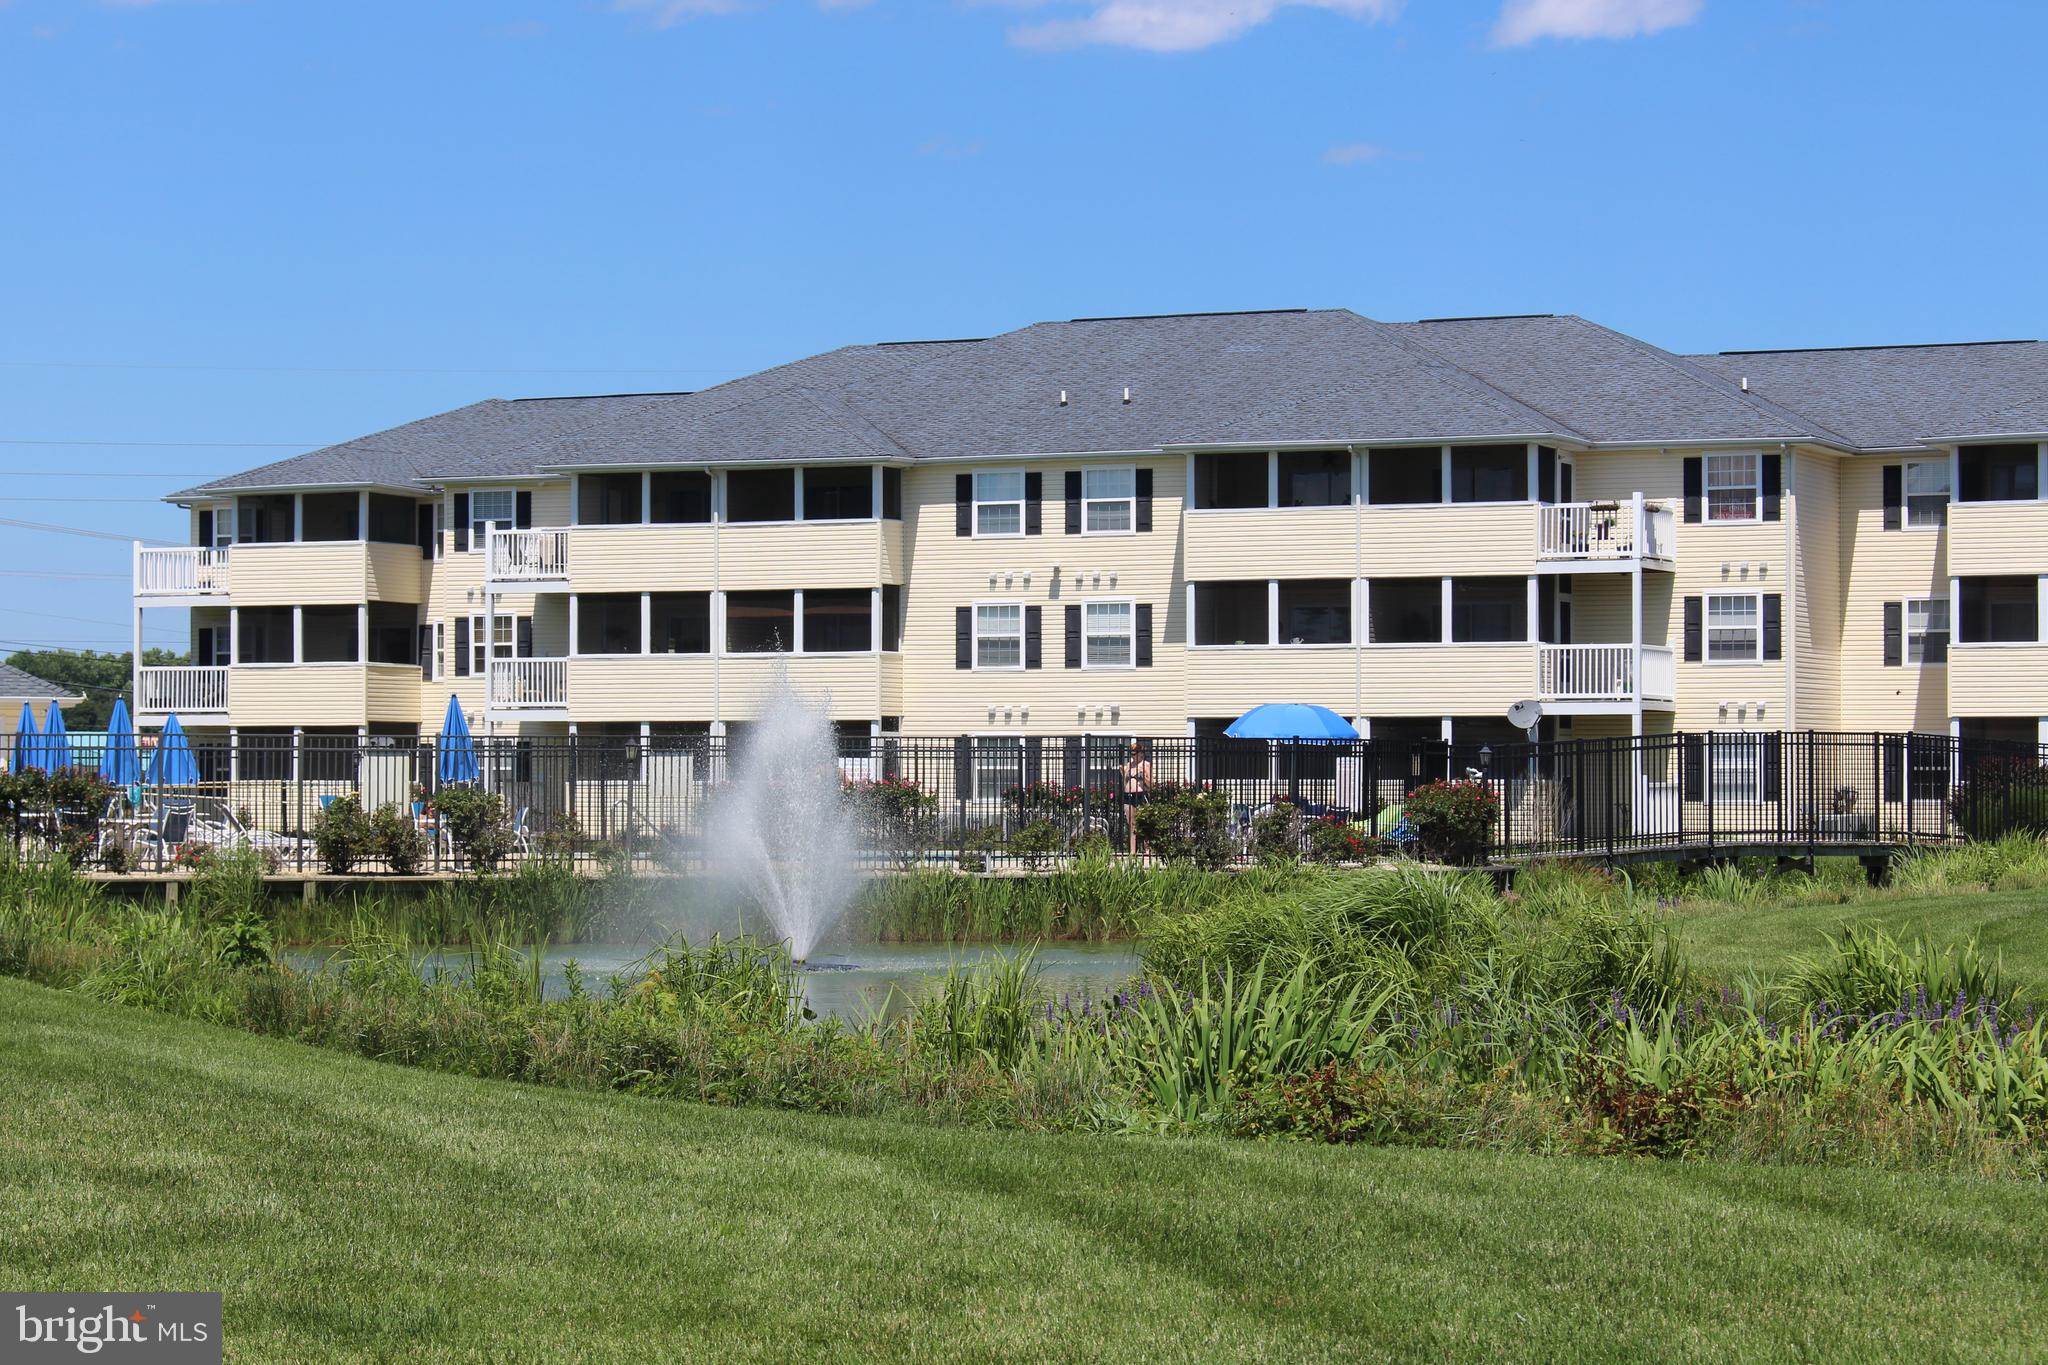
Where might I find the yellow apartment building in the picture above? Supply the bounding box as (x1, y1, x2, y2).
(129, 309, 2048, 785)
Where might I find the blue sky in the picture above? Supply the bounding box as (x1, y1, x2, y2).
(2, 0, 2044, 651)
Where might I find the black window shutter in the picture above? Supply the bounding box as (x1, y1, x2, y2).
(1062, 736, 1083, 791)
(1024, 736, 1043, 785)
(197, 509, 214, 546)
(1680, 733, 1704, 801)
(454, 617, 471, 676)
(1762, 594, 1783, 660)
(1064, 472, 1082, 534)
(1682, 458, 1702, 524)
(1882, 465, 1903, 531)
(1761, 454, 1782, 522)
(1882, 737, 1904, 804)
(1537, 447, 1557, 504)
(1024, 605, 1042, 669)
(515, 491, 533, 529)
(1135, 468, 1153, 532)
(453, 493, 470, 552)
(1682, 596, 1702, 662)
(1024, 472, 1042, 536)
(954, 606, 972, 669)
(1135, 602, 1153, 667)
(1064, 605, 1081, 668)
(953, 736, 972, 800)
(1761, 734, 1782, 801)
(416, 504, 435, 559)
(1882, 601, 1903, 667)
(954, 475, 972, 536)
(196, 626, 214, 665)
(516, 616, 534, 658)
(418, 625, 434, 678)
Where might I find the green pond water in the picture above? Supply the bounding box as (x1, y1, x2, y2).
(287, 941, 1141, 1023)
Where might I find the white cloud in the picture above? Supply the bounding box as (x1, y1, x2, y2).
(611, 0, 751, 26)
(1322, 141, 1387, 165)
(1491, 0, 1702, 46)
(1009, 0, 1398, 54)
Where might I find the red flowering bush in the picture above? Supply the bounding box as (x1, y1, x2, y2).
(1306, 815, 1381, 865)
(841, 775, 938, 866)
(1005, 780, 1086, 816)
(1402, 780, 1500, 865)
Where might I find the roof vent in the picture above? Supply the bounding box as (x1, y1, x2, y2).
(1122, 388, 1131, 405)
(1740, 376, 1750, 391)
(1058, 390, 1068, 407)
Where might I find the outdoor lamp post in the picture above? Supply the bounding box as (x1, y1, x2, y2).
(1478, 745, 1492, 774)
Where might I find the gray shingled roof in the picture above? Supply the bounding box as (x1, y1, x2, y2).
(167, 310, 2048, 500)
(1686, 341, 2048, 450)
(0, 664, 81, 703)
(1393, 315, 1851, 448)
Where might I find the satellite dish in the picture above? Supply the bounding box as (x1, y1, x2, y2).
(1506, 698, 1545, 730)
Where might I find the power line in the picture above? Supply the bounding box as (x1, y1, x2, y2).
(0, 517, 177, 546)
(0, 605, 183, 633)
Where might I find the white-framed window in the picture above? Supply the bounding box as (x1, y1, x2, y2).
(1086, 732, 1136, 793)
(469, 614, 516, 675)
(973, 470, 1026, 537)
(1083, 466, 1135, 533)
(1907, 596, 1950, 664)
(1905, 460, 1950, 529)
(1706, 593, 1761, 662)
(973, 602, 1024, 670)
(1705, 453, 1760, 522)
(469, 489, 515, 550)
(1711, 741, 1761, 802)
(970, 734, 1024, 801)
(1082, 599, 1135, 668)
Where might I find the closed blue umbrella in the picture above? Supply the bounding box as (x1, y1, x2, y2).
(437, 693, 479, 784)
(39, 704, 71, 773)
(10, 704, 36, 774)
(100, 698, 141, 787)
(147, 714, 200, 787)
(1224, 703, 1360, 741)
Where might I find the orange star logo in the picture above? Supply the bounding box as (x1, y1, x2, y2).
(128, 1311, 147, 1323)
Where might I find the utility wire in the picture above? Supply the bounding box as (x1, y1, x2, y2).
(0, 605, 182, 633)
(0, 517, 177, 546)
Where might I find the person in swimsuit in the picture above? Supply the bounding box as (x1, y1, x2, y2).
(1118, 740, 1152, 855)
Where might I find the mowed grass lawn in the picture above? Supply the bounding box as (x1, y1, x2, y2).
(3, 979, 2046, 1362)
(1671, 885, 2048, 994)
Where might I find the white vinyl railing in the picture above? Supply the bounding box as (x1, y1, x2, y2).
(1536, 493, 1671, 562)
(489, 657, 568, 710)
(1538, 644, 1635, 700)
(135, 546, 230, 596)
(487, 527, 568, 583)
(137, 665, 229, 714)
(1639, 645, 1676, 702)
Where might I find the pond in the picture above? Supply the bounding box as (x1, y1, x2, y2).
(287, 940, 1141, 1024)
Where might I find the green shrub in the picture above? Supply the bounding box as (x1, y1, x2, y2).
(1306, 816, 1379, 865)
(1006, 819, 1064, 871)
(1780, 923, 2014, 1013)
(1250, 803, 1302, 862)
(311, 795, 373, 875)
(371, 803, 427, 875)
(1949, 757, 2048, 840)
(841, 777, 939, 867)
(435, 787, 515, 870)
(1134, 785, 1234, 869)
(1401, 780, 1499, 865)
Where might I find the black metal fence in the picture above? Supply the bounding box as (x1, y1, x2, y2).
(6, 730, 2044, 874)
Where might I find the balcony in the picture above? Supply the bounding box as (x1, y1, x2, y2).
(1536, 495, 1673, 569)
(486, 528, 569, 586)
(1537, 644, 1675, 711)
(135, 547, 230, 601)
(136, 665, 229, 717)
(489, 657, 569, 714)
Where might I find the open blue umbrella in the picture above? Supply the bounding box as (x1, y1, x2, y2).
(1225, 703, 1360, 741)
(147, 713, 200, 787)
(99, 698, 141, 787)
(10, 704, 36, 774)
(437, 693, 479, 784)
(38, 704, 71, 773)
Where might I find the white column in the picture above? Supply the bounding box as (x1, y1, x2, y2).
(1439, 446, 1452, 504)
(1266, 451, 1279, 508)
(1440, 577, 1454, 644)
(1630, 565, 1645, 697)
(2039, 575, 2048, 643)
(1266, 580, 1280, 645)
(357, 490, 369, 540)
(2038, 441, 2047, 502)
(1358, 578, 1371, 644)
(1440, 715, 1454, 742)
(870, 586, 882, 654)
(792, 590, 805, 654)
(356, 604, 368, 663)
(290, 606, 302, 663)
(230, 608, 241, 664)
(290, 725, 302, 782)
(228, 727, 239, 782)
(640, 593, 652, 655)
(567, 596, 580, 658)
(1526, 442, 1539, 502)
(641, 471, 652, 525)
(1525, 575, 1539, 644)
(1355, 448, 1369, 504)
(292, 494, 303, 541)
(793, 467, 806, 522)
(1951, 576, 1963, 642)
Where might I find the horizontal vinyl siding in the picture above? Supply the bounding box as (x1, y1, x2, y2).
(720, 655, 880, 722)
(569, 656, 717, 721)
(568, 526, 715, 593)
(1948, 646, 2048, 717)
(1793, 452, 1842, 730)
(1185, 507, 1353, 579)
(230, 543, 366, 606)
(365, 542, 426, 603)
(1838, 457, 1949, 731)
(230, 666, 366, 728)
(720, 523, 880, 589)
(1568, 575, 1673, 647)
(1948, 502, 2048, 576)
(1185, 649, 1353, 716)
(1357, 505, 1535, 576)
(1358, 645, 1533, 713)
(880, 521, 908, 584)
(365, 663, 422, 724)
